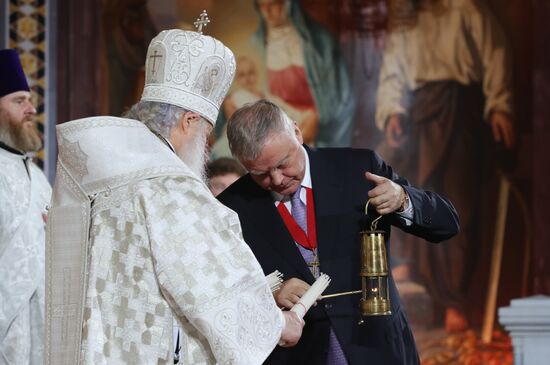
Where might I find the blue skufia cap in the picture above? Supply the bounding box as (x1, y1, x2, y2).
(0, 49, 30, 98)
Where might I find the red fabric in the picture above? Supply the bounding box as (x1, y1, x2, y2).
(268, 66, 316, 111)
(277, 188, 317, 250)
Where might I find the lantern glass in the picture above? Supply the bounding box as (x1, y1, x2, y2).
(363, 276, 389, 300)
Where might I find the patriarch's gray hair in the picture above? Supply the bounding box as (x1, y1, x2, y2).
(124, 101, 189, 139)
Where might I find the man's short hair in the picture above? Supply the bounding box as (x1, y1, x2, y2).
(226, 99, 295, 161)
(207, 157, 247, 179)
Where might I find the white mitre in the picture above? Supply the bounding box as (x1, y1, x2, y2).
(140, 28, 236, 125)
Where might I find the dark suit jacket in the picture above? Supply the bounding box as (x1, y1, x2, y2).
(218, 147, 459, 365)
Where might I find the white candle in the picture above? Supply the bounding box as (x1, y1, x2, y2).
(266, 270, 284, 293)
(291, 273, 331, 318)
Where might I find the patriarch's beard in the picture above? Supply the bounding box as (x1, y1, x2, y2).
(176, 123, 210, 182)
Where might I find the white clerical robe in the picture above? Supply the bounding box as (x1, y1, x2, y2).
(376, 0, 513, 129)
(46, 117, 284, 365)
(0, 145, 51, 364)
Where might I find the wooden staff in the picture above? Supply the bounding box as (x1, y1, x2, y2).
(481, 174, 510, 344)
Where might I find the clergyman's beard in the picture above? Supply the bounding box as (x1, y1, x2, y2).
(176, 127, 209, 182)
(0, 113, 42, 152)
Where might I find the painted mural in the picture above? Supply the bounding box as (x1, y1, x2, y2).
(103, 2, 530, 361)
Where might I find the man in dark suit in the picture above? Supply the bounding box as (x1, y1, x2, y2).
(218, 100, 459, 365)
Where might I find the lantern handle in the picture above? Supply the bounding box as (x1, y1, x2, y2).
(364, 199, 382, 231)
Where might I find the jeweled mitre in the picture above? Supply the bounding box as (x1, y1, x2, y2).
(140, 29, 236, 125)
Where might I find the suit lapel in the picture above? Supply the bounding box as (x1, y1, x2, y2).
(244, 178, 316, 283)
(307, 147, 343, 279)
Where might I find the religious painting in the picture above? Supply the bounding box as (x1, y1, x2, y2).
(103, 1, 531, 361)
(344, 5, 531, 362)
(368, 0, 517, 331)
(102, 0, 157, 117)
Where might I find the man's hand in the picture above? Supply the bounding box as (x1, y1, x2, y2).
(274, 278, 310, 309)
(365, 172, 405, 215)
(279, 311, 305, 347)
(385, 114, 408, 148)
(490, 111, 515, 150)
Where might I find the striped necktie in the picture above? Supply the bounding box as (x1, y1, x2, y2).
(290, 185, 348, 365)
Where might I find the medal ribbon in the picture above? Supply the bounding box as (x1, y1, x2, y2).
(277, 187, 317, 250)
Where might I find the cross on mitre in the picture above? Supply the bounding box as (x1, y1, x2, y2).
(149, 49, 163, 76)
(194, 10, 210, 34)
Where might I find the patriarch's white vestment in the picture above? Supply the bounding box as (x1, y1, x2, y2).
(46, 117, 284, 365)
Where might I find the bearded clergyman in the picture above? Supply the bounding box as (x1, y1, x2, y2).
(0, 48, 51, 364)
(45, 27, 304, 365)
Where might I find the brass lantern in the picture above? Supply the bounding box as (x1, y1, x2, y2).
(359, 200, 391, 318)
